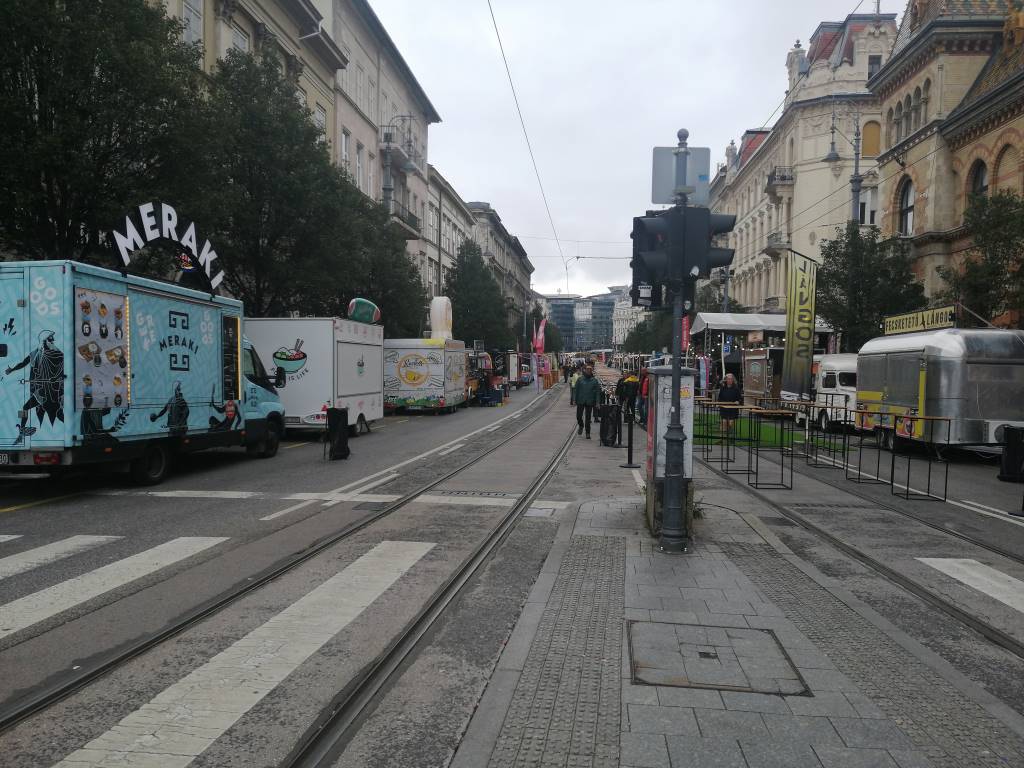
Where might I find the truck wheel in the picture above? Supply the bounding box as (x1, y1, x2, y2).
(130, 443, 171, 485)
(817, 410, 830, 433)
(250, 420, 282, 458)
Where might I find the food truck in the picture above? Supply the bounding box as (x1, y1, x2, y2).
(246, 310, 383, 434)
(0, 260, 285, 483)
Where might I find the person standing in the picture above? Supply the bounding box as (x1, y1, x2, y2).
(569, 367, 580, 406)
(638, 369, 649, 429)
(718, 373, 743, 433)
(562, 362, 570, 383)
(574, 366, 601, 438)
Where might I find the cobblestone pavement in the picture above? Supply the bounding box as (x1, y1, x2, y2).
(486, 535, 626, 768)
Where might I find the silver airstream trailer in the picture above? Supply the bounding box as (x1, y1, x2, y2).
(856, 328, 1024, 449)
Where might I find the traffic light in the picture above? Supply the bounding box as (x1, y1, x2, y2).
(630, 212, 671, 308)
(681, 207, 736, 278)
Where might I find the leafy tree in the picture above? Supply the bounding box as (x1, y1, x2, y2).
(696, 278, 754, 314)
(0, 0, 205, 262)
(545, 321, 564, 353)
(445, 240, 514, 349)
(817, 223, 926, 352)
(937, 191, 1024, 327)
(623, 312, 673, 353)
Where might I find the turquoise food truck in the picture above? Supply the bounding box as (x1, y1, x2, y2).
(0, 261, 286, 483)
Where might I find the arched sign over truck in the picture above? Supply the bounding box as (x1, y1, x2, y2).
(112, 202, 225, 291)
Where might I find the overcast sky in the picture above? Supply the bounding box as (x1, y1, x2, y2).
(372, 0, 902, 298)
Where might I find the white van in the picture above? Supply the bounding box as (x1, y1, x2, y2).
(811, 353, 858, 431)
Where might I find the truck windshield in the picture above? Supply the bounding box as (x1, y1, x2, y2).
(838, 372, 856, 387)
(244, 347, 269, 380)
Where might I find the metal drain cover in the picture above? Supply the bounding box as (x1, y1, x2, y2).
(430, 489, 516, 498)
(628, 621, 807, 695)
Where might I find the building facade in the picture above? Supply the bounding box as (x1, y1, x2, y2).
(425, 165, 474, 297)
(709, 12, 899, 311)
(542, 295, 578, 347)
(869, 0, 1021, 301)
(468, 202, 535, 331)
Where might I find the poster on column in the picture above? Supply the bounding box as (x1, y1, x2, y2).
(781, 252, 816, 401)
(75, 288, 129, 410)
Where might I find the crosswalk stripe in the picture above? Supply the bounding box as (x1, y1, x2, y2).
(917, 557, 1024, 615)
(0, 537, 227, 640)
(415, 494, 517, 507)
(323, 473, 399, 507)
(0, 535, 121, 580)
(0, 535, 22, 544)
(52, 540, 434, 768)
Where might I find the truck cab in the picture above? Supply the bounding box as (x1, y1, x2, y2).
(811, 353, 857, 431)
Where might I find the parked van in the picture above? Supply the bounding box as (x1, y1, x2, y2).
(809, 353, 858, 431)
(246, 316, 383, 434)
(0, 261, 285, 483)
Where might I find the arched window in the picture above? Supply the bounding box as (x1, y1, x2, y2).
(894, 103, 904, 142)
(912, 87, 922, 131)
(886, 108, 895, 147)
(969, 160, 989, 198)
(903, 95, 913, 137)
(993, 144, 1021, 193)
(922, 79, 931, 123)
(862, 121, 881, 157)
(898, 178, 915, 235)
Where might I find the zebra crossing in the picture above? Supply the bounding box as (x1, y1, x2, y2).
(0, 533, 227, 641)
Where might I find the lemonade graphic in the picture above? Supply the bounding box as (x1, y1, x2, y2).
(397, 354, 429, 387)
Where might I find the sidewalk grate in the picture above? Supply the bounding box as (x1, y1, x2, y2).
(720, 541, 1024, 768)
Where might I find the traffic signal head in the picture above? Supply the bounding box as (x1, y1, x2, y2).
(682, 207, 736, 278)
(630, 214, 671, 307)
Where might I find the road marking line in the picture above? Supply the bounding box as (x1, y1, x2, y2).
(631, 469, 645, 492)
(260, 499, 317, 521)
(282, 440, 313, 450)
(0, 535, 22, 544)
(323, 473, 399, 507)
(438, 443, 464, 456)
(394, 418, 409, 424)
(0, 492, 86, 515)
(51, 540, 434, 768)
(487, 424, 503, 432)
(146, 490, 263, 500)
(0, 537, 227, 641)
(533, 500, 571, 509)
(414, 494, 517, 507)
(960, 498, 1009, 515)
(917, 557, 1024, 615)
(0, 536, 122, 581)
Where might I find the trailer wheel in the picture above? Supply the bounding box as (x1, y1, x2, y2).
(130, 443, 171, 485)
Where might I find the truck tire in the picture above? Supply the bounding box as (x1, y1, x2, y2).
(817, 410, 830, 433)
(250, 419, 282, 459)
(130, 443, 171, 485)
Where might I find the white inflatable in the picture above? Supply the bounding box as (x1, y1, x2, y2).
(429, 296, 453, 341)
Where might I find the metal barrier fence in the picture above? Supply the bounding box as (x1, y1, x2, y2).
(890, 414, 951, 502)
(749, 409, 795, 490)
(843, 409, 889, 486)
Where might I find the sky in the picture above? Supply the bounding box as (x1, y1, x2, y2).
(371, 0, 902, 298)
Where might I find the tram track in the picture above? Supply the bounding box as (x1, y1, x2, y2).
(700, 451, 1024, 664)
(0, 387, 567, 735)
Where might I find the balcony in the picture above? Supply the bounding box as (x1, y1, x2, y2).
(383, 198, 420, 239)
(765, 166, 795, 203)
(763, 231, 790, 258)
(380, 127, 426, 178)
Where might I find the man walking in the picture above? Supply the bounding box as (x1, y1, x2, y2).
(569, 367, 580, 406)
(574, 365, 601, 438)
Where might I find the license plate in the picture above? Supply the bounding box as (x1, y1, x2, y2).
(0, 453, 9, 466)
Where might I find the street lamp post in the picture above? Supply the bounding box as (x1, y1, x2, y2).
(823, 104, 864, 225)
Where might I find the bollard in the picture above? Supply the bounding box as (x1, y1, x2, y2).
(620, 413, 640, 469)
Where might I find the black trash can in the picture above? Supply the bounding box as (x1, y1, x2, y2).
(326, 407, 350, 461)
(998, 425, 1024, 482)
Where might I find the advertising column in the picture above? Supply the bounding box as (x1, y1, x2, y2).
(781, 252, 817, 401)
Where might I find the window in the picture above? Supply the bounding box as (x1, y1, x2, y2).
(340, 129, 350, 167)
(838, 372, 857, 387)
(368, 154, 375, 196)
(912, 87, 922, 131)
(313, 103, 327, 133)
(296, 86, 306, 108)
(355, 65, 365, 111)
(822, 373, 837, 389)
(969, 160, 989, 197)
(861, 121, 880, 157)
(183, 0, 203, 44)
(903, 95, 912, 137)
(355, 143, 365, 191)
(894, 103, 904, 142)
(868, 54, 882, 79)
(993, 145, 1020, 192)
(231, 23, 250, 52)
(897, 178, 915, 235)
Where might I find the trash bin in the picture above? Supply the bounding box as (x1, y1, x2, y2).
(326, 407, 350, 461)
(998, 425, 1024, 482)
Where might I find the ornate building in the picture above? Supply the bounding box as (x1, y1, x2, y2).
(869, 0, 1023, 299)
(709, 12, 899, 311)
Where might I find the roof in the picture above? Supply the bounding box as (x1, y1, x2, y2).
(690, 312, 832, 336)
(427, 164, 474, 222)
(807, 22, 843, 63)
(958, 32, 1024, 106)
(891, 0, 1011, 59)
(858, 327, 1024, 359)
(351, 0, 441, 123)
(738, 130, 769, 168)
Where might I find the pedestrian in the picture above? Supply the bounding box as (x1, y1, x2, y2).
(562, 362, 570, 383)
(617, 370, 639, 422)
(574, 365, 601, 439)
(718, 372, 743, 434)
(569, 367, 580, 406)
(638, 369, 649, 429)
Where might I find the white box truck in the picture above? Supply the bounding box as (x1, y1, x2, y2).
(383, 338, 466, 413)
(246, 317, 383, 433)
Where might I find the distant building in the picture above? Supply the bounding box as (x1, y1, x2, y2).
(468, 202, 535, 332)
(541, 294, 578, 347)
(426, 165, 474, 296)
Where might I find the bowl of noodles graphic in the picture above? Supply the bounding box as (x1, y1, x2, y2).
(273, 339, 308, 374)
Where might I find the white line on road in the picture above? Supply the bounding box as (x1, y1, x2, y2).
(438, 443, 465, 456)
(51, 540, 434, 768)
(148, 490, 263, 499)
(0, 535, 121, 581)
(0, 537, 227, 641)
(0, 535, 22, 544)
(959, 498, 1009, 515)
(917, 557, 1024, 615)
(415, 494, 518, 507)
(323, 473, 400, 507)
(260, 499, 317, 521)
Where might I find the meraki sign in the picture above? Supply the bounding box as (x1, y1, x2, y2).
(112, 202, 225, 290)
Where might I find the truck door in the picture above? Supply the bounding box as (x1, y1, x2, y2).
(0, 271, 28, 451)
(241, 342, 277, 431)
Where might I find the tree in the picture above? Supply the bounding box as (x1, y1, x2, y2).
(817, 223, 926, 352)
(622, 312, 673, 353)
(445, 240, 514, 349)
(0, 0, 205, 262)
(545, 322, 564, 353)
(696, 278, 754, 314)
(937, 191, 1024, 327)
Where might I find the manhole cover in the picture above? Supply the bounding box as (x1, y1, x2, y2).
(431, 489, 516, 498)
(628, 621, 808, 695)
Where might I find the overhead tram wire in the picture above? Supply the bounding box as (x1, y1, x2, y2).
(486, 0, 569, 292)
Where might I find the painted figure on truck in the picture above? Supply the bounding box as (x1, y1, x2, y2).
(3, 329, 65, 444)
(150, 381, 190, 436)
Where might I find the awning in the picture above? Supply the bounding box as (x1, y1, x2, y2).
(689, 312, 831, 336)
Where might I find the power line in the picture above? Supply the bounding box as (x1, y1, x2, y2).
(486, 0, 569, 290)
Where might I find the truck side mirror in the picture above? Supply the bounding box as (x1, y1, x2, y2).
(274, 366, 287, 388)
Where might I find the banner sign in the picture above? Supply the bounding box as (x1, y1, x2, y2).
(781, 252, 817, 401)
(680, 315, 690, 352)
(883, 305, 955, 335)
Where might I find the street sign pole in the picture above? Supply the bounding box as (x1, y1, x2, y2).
(659, 128, 691, 554)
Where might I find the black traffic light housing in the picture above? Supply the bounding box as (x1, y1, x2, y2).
(680, 208, 736, 279)
(630, 211, 671, 308)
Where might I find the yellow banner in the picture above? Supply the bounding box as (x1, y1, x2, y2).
(883, 305, 956, 335)
(781, 253, 816, 401)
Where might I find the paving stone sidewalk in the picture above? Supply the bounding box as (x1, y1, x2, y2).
(452, 428, 1024, 768)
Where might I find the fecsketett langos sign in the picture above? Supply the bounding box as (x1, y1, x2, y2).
(883, 305, 956, 335)
(112, 202, 225, 291)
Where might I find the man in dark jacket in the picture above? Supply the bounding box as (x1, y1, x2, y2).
(574, 366, 601, 438)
